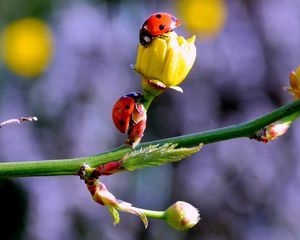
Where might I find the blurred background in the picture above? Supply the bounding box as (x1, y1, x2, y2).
(0, 0, 300, 239)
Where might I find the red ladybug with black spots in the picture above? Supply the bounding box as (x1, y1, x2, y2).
(112, 92, 143, 133)
(112, 92, 147, 148)
(139, 12, 181, 46)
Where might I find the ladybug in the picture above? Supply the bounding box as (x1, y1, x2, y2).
(139, 12, 181, 46)
(112, 92, 143, 133)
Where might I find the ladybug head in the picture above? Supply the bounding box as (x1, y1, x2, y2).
(139, 28, 153, 47)
(126, 92, 143, 102)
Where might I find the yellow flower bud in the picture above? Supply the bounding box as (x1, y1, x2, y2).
(134, 32, 196, 92)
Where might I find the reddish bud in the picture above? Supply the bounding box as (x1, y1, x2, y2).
(126, 102, 147, 148)
(94, 160, 124, 176)
(252, 121, 291, 143)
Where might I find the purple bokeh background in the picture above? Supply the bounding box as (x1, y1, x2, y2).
(1, 0, 300, 239)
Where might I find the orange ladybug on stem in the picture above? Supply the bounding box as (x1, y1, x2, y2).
(112, 92, 147, 148)
(112, 92, 142, 133)
(139, 12, 181, 46)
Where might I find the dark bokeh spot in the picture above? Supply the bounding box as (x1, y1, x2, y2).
(145, 92, 183, 140)
(70, 209, 104, 240)
(159, 24, 165, 31)
(104, 0, 121, 19)
(217, 89, 241, 119)
(0, 179, 28, 240)
(265, 83, 282, 107)
(155, 14, 161, 18)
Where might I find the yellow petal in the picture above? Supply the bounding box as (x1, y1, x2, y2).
(187, 35, 196, 44)
(177, 41, 197, 80)
(162, 37, 180, 86)
(296, 66, 300, 80)
(135, 44, 145, 72)
(170, 86, 183, 93)
(145, 37, 167, 79)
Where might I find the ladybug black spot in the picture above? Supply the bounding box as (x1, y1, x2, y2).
(125, 105, 131, 110)
(156, 14, 162, 18)
(159, 24, 165, 31)
(119, 120, 125, 126)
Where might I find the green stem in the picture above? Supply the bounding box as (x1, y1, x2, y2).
(135, 208, 165, 219)
(1, 99, 300, 178)
(282, 110, 300, 123)
(142, 93, 155, 111)
(141, 77, 165, 110)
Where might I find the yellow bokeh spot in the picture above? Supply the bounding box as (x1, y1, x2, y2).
(177, 0, 227, 37)
(0, 18, 54, 78)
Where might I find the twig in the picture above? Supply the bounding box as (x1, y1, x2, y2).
(0, 116, 38, 128)
(0, 99, 299, 178)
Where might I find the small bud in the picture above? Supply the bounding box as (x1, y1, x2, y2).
(93, 160, 124, 176)
(165, 201, 200, 230)
(252, 120, 291, 143)
(266, 122, 290, 141)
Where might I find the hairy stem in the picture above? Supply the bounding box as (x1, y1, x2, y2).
(0, 100, 300, 178)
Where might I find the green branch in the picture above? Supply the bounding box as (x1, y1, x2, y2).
(1, 99, 300, 178)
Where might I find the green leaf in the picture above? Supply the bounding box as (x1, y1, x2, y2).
(122, 143, 203, 171)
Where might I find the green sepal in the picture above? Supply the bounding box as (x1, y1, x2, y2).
(107, 206, 120, 225)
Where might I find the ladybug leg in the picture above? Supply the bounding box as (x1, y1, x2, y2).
(134, 103, 142, 115)
(128, 104, 141, 125)
(131, 118, 138, 125)
(158, 32, 171, 40)
(131, 103, 145, 124)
